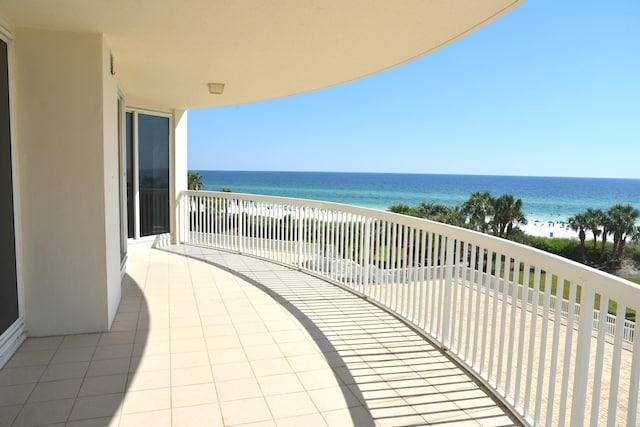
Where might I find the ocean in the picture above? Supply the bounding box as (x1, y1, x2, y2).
(195, 171, 640, 224)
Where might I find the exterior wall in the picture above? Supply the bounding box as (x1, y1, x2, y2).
(14, 28, 120, 336)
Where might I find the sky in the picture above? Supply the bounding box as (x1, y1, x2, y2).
(187, 0, 640, 179)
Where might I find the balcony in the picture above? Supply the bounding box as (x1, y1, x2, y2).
(1, 190, 638, 426)
(0, 245, 515, 426)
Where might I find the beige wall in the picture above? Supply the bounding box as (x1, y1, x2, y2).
(15, 28, 120, 335)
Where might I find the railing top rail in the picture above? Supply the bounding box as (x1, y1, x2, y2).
(181, 190, 640, 307)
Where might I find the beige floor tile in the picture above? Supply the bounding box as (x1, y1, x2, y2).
(275, 413, 328, 427)
(219, 397, 273, 425)
(87, 357, 132, 377)
(171, 351, 210, 369)
(209, 348, 247, 365)
(210, 361, 255, 382)
(93, 344, 134, 360)
(286, 354, 328, 373)
(322, 406, 374, 426)
(133, 339, 171, 357)
(40, 361, 89, 382)
(68, 393, 124, 421)
(172, 382, 218, 408)
(206, 334, 242, 351)
(16, 337, 63, 352)
(297, 369, 342, 391)
(0, 383, 36, 406)
(270, 330, 310, 343)
(277, 341, 319, 357)
(250, 358, 293, 377)
(6, 349, 55, 368)
(171, 338, 208, 354)
(0, 405, 22, 426)
(79, 374, 128, 396)
(66, 416, 119, 426)
(12, 398, 75, 427)
(0, 366, 46, 386)
(265, 392, 318, 419)
(244, 344, 283, 361)
(171, 326, 205, 340)
(216, 377, 263, 402)
(308, 386, 362, 412)
(52, 346, 96, 364)
(119, 409, 172, 427)
(130, 354, 170, 372)
(172, 403, 224, 427)
(171, 365, 214, 387)
(127, 369, 171, 391)
(121, 387, 170, 414)
(28, 378, 82, 402)
(99, 331, 136, 346)
(257, 373, 305, 396)
(239, 332, 276, 347)
(60, 334, 101, 349)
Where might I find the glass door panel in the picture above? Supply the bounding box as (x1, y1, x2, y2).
(138, 114, 169, 237)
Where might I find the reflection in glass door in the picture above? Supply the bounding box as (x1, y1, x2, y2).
(125, 111, 170, 239)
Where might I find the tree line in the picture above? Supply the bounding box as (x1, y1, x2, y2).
(568, 205, 640, 260)
(389, 192, 640, 268)
(389, 192, 527, 239)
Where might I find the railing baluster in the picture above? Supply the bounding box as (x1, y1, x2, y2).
(545, 274, 565, 426)
(607, 303, 627, 426)
(570, 286, 595, 427)
(558, 281, 578, 427)
(488, 253, 502, 381)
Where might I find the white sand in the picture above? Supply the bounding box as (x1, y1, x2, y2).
(521, 220, 578, 239)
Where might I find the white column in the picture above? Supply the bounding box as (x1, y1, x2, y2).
(172, 109, 188, 244)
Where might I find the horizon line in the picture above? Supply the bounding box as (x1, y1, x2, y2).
(188, 169, 640, 180)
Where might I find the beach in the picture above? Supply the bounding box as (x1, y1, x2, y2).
(521, 220, 578, 239)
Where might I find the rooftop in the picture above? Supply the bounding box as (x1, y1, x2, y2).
(0, 245, 516, 426)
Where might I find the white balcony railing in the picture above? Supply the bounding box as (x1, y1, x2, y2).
(178, 190, 640, 427)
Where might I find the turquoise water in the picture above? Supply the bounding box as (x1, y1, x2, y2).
(196, 171, 640, 223)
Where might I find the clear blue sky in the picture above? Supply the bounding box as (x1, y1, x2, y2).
(188, 0, 639, 178)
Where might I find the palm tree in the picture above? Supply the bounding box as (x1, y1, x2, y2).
(607, 204, 640, 258)
(188, 171, 203, 190)
(583, 208, 604, 249)
(462, 192, 494, 233)
(568, 213, 588, 248)
(491, 194, 526, 239)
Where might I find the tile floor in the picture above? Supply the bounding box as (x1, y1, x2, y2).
(0, 245, 517, 426)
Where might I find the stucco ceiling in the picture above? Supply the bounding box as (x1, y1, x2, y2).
(1, 0, 525, 111)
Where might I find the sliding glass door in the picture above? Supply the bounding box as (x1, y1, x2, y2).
(126, 110, 171, 240)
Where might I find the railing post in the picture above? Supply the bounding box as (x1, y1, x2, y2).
(441, 236, 455, 349)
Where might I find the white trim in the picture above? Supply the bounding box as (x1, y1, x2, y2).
(0, 19, 13, 41)
(0, 319, 25, 369)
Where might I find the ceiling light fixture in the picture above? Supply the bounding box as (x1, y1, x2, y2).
(208, 82, 225, 95)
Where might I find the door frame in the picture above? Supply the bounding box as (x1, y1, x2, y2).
(0, 24, 26, 369)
